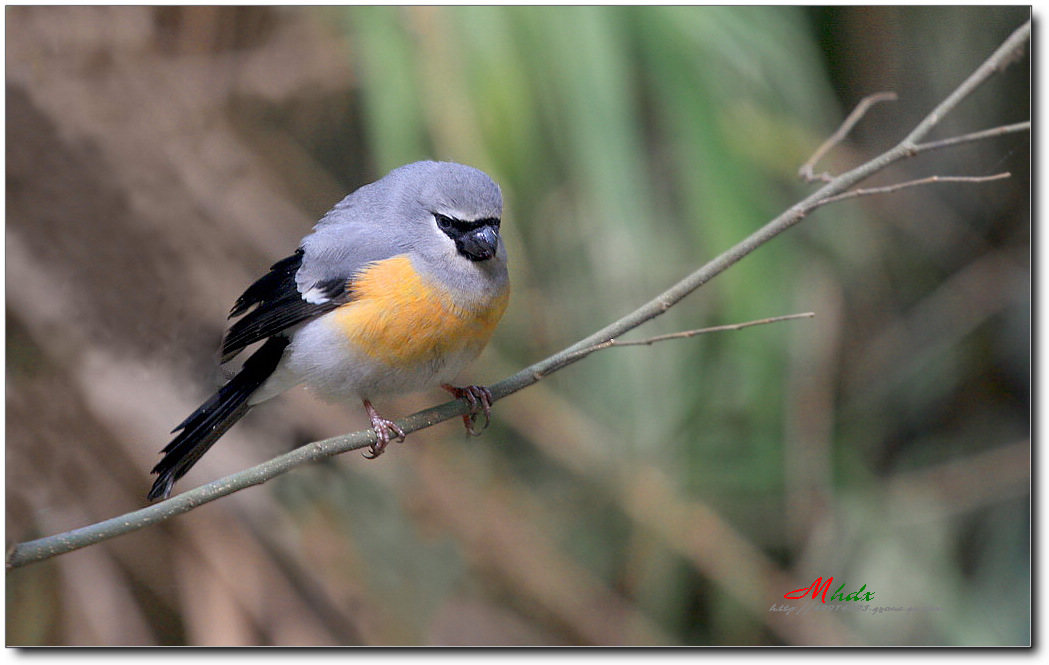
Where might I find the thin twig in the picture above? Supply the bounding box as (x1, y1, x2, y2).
(817, 172, 1012, 206)
(610, 312, 816, 347)
(911, 121, 1031, 154)
(547, 312, 816, 372)
(6, 19, 1031, 570)
(799, 91, 898, 182)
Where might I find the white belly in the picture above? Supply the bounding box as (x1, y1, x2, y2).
(249, 314, 483, 406)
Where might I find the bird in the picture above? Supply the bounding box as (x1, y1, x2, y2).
(148, 161, 509, 501)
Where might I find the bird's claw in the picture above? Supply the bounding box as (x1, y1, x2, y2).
(442, 384, 494, 436)
(362, 400, 406, 459)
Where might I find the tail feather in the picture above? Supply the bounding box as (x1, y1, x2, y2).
(148, 336, 290, 501)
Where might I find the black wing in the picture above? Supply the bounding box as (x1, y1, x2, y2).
(220, 249, 352, 363)
(149, 250, 354, 500)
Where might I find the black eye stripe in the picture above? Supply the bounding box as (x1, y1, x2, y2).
(434, 213, 500, 233)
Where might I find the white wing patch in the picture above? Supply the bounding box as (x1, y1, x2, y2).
(301, 285, 334, 305)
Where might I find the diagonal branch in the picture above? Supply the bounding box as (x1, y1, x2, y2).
(900, 23, 1029, 148)
(6, 19, 1031, 570)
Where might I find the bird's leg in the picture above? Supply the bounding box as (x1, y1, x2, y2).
(441, 384, 494, 436)
(362, 399, 406, 459)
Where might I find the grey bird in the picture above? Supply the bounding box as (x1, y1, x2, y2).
(149, 161, 509, 501)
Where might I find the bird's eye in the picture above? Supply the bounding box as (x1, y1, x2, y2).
(435, 214, 454, 231)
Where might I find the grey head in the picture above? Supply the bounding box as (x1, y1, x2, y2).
(297, 161, 507, 299)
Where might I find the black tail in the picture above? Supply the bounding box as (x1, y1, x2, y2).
(148, 336, 290, 501)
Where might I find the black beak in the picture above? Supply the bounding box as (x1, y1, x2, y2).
(457, 224, 500, 262)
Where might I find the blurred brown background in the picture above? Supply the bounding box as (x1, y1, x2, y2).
(6, 6, 1029, 645)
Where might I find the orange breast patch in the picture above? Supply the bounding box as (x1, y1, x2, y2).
(331, 255, 508, 367)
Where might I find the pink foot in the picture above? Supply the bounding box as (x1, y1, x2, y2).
(362, 399, 406, 459)
(442, 384, 494, 436)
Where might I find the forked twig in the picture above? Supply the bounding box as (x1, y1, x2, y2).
(541, 313, 816, 376)
(609, 312, 817, 347)
(798, 91, 898, 182)
(911, 121, 1031, 154)
(817, 172, 1012, 206)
